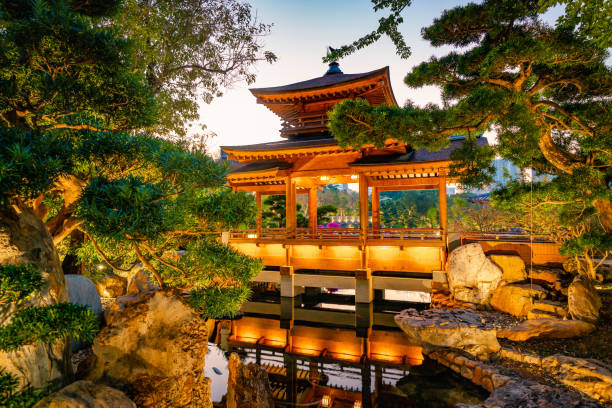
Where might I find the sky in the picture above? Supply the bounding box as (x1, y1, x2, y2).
(197, 0, 563, 155)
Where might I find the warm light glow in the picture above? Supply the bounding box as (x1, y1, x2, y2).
(247, 233, 257, 239)
(321, 395, 332, 407)
(353, 401, 362, 408)
(97, 264, 105, 270)
(319, 176, 330, 181)
(350, 174, 359, 180)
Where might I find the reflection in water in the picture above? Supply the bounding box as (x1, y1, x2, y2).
(205, 289, 487, 407)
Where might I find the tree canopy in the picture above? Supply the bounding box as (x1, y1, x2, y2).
(328, 0, 611, 274)
(0, 0, 262, 317)
(114, 0, 276, 139)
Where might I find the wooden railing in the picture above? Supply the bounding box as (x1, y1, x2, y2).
(296, 227, 361, 240)
(229, 227, 444, 242)
(368, 228, 442, 241)
(460, 231, 557, 244)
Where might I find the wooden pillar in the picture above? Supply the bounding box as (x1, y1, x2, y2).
(256, 192, 262, 235)
(359, 174, 369, 240)
(308, 187, 317, 236)
(439, 175, 447, 240)
(371, 186, 380, 233)
(285, 177, 296, 238)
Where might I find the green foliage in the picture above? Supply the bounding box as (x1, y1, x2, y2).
(0, 264, 42, 304)
(324, 0, 411, 62)
(262, 195, 338, 228)
(380, 190, 439, 228)
(329, 0, 612, 258)
(540, 0, 611, 48)
(0, 370, 52, 408)
(187, 286, 251, 319)
(0, 303, 98, 352)
(113, 0, 276, 138)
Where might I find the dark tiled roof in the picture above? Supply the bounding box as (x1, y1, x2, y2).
(350, 138, 489, 166)
(229, 159, 292, 174)
(249, 67, 389, 95)
(222, 135, 338, 152)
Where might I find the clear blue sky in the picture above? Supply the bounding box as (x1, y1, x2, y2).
(197, 0, 562, 155)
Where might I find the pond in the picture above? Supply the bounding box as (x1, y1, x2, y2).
(205, 288, 488, 407)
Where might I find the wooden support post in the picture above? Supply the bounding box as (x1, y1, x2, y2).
(285, 177, 297, 238)
(439, 175, 447, 241)
(308, 187, 317, 236)
(359, 174, 369, 240)
(372, 186, 380, 233)
(255, 192, 262, 236)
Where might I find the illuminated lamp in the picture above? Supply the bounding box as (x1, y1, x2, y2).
(247, 233, 257, 239)
(319, 176, 330, 181)
(321, 395, 332, 407)
(350, 174, 359, 180)
(353, 401, 362, 408)
(97, 264, 105, 270)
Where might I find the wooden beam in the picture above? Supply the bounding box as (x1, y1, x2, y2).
(377, 184, 438, 192)
(256, 192, 262, 235)
(439, 175, 447, 241)
(368, 177, 441, 188)
(308, 187, 318, 234)
(286, 177, 297, 238)
(371, 187, 380, 232)
(359, 174, 369, 240)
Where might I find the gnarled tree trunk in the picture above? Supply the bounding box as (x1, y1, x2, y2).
(0, 202, 72, 391)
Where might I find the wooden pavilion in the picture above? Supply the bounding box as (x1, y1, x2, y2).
(221, 62, 487, 301)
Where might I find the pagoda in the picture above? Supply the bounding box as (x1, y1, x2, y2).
(221, 62, 486, 301)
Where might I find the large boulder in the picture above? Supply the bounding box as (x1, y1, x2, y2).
(489, 254, 527, 284)
(489, 283, 547, 318)
(568, 276, 602, 323)
(395, 308, 501, 360)
(497, 318, 595, 341)
(447, 244, 503, 304)
(0, 204, 70, 391)
(94, 275, 127, 298)
(457, 380, 603, 408)
(226, 353, 274, 408)
(33, 380, 136, 408)
(87, 291, 212, 408)
(65, 275, 103, 319)
(542, 355, 612, 404)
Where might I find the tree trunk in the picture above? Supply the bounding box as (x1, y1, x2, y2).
(62, 230, 85, 275)
(0, 202, 72, 391)
(593, 199, 612, 233)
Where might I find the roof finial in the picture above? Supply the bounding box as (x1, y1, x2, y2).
(325, 46, 343, 76)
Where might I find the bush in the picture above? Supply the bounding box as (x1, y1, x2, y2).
(0, 264, 43, 304)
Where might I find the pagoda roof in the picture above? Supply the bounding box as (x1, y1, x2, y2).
(250, 66, 393, 97)
(350, 137, 488, 166)
(222, 135, 338, 153)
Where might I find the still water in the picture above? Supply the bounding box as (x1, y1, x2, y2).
(205, 287, 488, 407)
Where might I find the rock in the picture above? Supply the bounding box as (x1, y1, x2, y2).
(226, 354, 274, 408)
(447, 244, 503, 304)
(489, 255, 526, 284)
(497, 318, 595, 341)
(0, 204, 70, 391)
(532, 299, 568, 317)
(87, 291, 212, 408)
(490, 283, 547, 318)
(94, 275, 127, 298)
(529, 267, 563, 284)
(542, 355, 612, 404)
(65, 275, 103, 319)
(33, 380, 136, 408)
(126, 269, 156, 296)
(458, 380, 603, 408)
(395, 308, 501, 359)
(568, 276, 601, 323)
